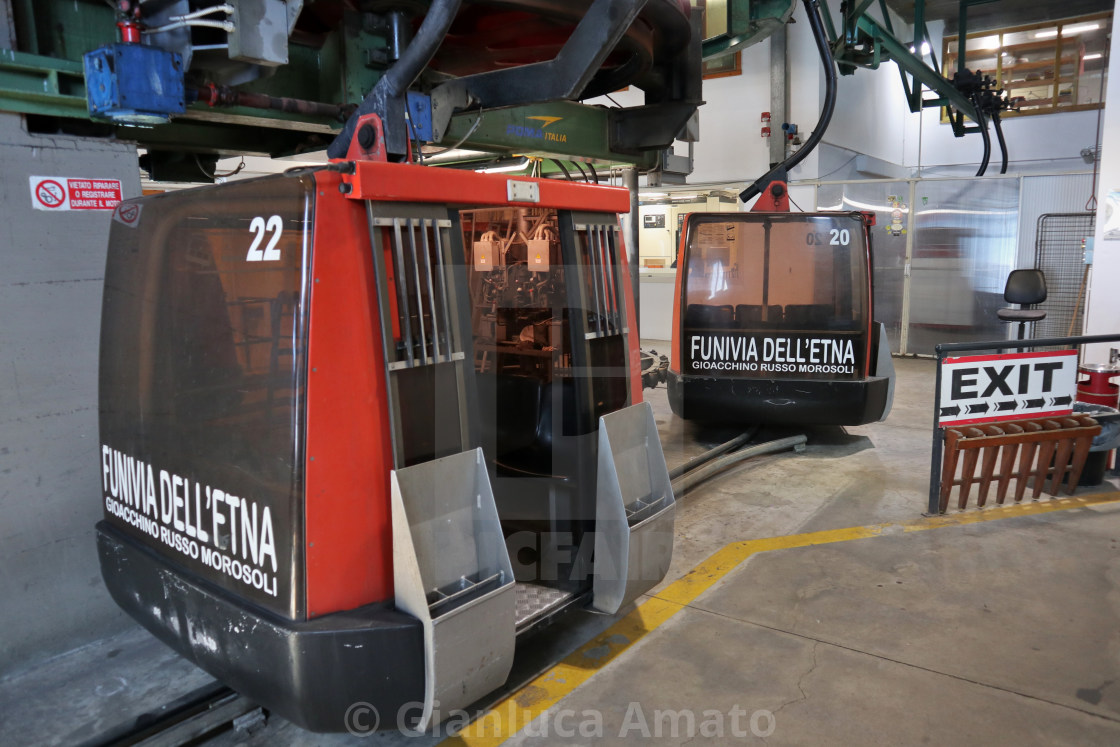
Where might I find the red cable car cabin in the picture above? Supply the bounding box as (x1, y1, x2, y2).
(668, 210, 894, 425)
(96, 162, 675, 732)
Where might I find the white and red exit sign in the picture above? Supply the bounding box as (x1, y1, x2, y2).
(939, 350, 1078, 426)
(29, 175, 122, 211)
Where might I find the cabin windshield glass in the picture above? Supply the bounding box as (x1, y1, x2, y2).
(681, 213, 869, 379)
(98, 174, 315, 616)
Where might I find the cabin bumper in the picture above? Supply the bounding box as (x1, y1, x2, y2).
(96, 521, 425, 733)
(666, 370, 891, 426)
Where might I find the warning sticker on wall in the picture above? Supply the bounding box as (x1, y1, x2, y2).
(29, 176, 123, 211)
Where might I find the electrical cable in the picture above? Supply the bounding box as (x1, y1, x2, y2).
(421, 104, 484, 158)
(740, 0, 836, 203)
(973, 106, 990, 177)
(143, 19, 234, 34)
(195, 155, 245, 180)
(549, 158, 574, 181)
(992, 111, 1008, 175)
(671, 435, 808, 495)
(570, 161, 590, 182)
(587, 162, 599, 184)
(169, 4, 233, 22)
(667, 427, 760, 480)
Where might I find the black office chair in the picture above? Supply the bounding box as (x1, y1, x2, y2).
(997, 269, 1047, 339)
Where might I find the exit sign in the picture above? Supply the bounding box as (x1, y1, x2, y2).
(938, 350, 1078, 426)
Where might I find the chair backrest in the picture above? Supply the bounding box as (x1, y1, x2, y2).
(1004, 269, 1046, 305)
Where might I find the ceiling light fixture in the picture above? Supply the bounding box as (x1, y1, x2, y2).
(1035, 23, 1100, 39)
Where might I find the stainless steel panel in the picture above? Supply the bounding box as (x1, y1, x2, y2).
(592, 402, 675, 615)
(391, 449, 515, 731)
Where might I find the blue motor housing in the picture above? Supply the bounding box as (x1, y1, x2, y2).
(84, 44, 185, 125)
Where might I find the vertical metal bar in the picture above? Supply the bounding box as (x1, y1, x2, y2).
(913, 0, 924, 58)
(928, 345, 945, 514)
(593, 227, 611, 334)
(419, 219, 441, 362)
(366, 203, 402, 468)
(878, 0, 894, 34)
(13, 0, 41, 55)
(601, 227, 618, 333)
(432, 223, 454, 359)
(900, 179, 916, 353)
(819, 0, 838, 42)
(391, 219, 415, 366)
(585, 228, 604, 336)
(769, 24, 789, 166)
(406, 219, 430, 366)
(608, 227, 624, 331)
(957, 2, 968, 76)
(599, 227, 619, 334)
(623, 167, 640, 332)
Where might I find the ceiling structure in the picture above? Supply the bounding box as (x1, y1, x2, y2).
(883, 0, 1114, 34)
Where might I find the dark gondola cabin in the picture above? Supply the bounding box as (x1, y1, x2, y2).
(96, 163, 674, 732)
(668, 211, 894, 425)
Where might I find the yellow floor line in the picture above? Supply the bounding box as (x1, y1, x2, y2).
(441, 491, 1120, 746)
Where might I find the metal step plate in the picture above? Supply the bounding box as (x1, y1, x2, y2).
(514, 583, 577, 633)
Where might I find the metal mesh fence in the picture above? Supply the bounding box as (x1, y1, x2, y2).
(1034, 212, 1095, 339)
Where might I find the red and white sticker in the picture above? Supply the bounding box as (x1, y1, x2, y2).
(30, 176, 123, 211)
(113, 202, 143, 228)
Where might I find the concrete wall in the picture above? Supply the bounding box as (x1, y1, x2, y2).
(0, 113, 141, 673)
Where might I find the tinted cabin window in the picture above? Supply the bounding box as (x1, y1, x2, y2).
(463, 207, 571, 476)
(681, 213, 869, 380)
(99, 175, 313, 617)
(369, 215, 466, 468)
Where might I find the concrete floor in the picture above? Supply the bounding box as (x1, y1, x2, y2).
(4, 354, 1120, 745)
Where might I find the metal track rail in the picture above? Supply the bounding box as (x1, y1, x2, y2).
(78, 682, 261, 747)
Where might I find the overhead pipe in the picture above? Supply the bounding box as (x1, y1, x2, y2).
(740, 0, 835, 203)
(190, 85, 347, 120)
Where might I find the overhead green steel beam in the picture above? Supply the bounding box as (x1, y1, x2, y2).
(701, 0, 797, 61)
(848, 13, 980, 124)
(0, 49, 87, 118)
(957, 0, 999, 76)
(442, 100, 659, 170)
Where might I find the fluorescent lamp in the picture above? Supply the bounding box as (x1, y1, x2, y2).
(643, 191, 668, 197)
(1035, 23, 1100, 39)
(476, 158, 531, 174)
(977, 35, 1000, 51)
(1084, 52, 1103, 60)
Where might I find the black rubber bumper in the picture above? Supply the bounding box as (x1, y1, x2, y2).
(666, 371, 891, 426)
(96, 522, 425, 733)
